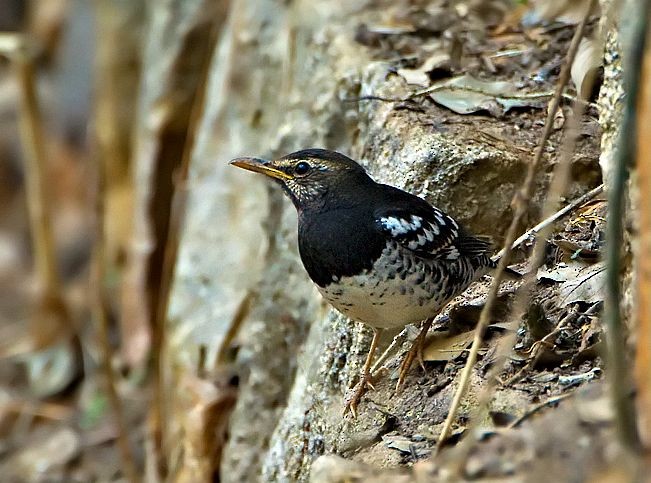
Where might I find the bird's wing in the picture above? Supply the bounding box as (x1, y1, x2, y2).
(375, 206, 491, 261)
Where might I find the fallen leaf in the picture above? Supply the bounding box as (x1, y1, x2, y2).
(537, 262, 585, 283)
(571, 37, 601, 99)
(423, 330, 477, 361)
(558, 262, 606, 306)
(397, 52, 451, 87)
(425, 75, 549, 117)
(382, 434, 430, 457)
(525, 0, 598, 25)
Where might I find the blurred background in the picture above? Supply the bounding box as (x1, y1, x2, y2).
(0, 0, 648, 482)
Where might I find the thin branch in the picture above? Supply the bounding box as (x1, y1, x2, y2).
(148, 14, 223, 479)
(92, 70, 141, 483)
(435, 5, 595, 452)
(604, 0, 651, 453)
(346, 87, 554, 105)
(92, 213, 141, 483)
(409, 84, 553, 101)
(215, 290, 255, 367)
(7, 35, 61, 300)
(496, 183, 604, 259)
(507, 393, 573, 429)
(634, 0, 651, 448)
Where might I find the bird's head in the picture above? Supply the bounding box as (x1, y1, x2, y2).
(230, 149, 373, 210)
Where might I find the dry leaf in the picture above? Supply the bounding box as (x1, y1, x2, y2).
(397, 52, 451, 87)
(525, 0, 598, 25)
(538, 261, 606, 307)
(427, 75, 548, 117)
(423, 330, 476, 361)
(537, 262, 585, 283)
(571, 37, 601, 99)
(558, 262, 606, 306)
(383, 434, 430, 457)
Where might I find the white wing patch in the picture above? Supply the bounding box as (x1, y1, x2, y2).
(380, 215, 423, 236)
(377, 208, 462, 258)
(380, 214, 453, 251)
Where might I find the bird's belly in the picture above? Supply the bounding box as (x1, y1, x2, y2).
(317, 253, 457, 329)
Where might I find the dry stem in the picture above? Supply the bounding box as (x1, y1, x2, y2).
(93, 94, 141, 483)
(435, 3, 595, 452)
(3, 35, 62, 302)
(605, 0, 651, 453)
(148, 16, 223, 480)
(496, 183, 604, 259)
(635, 2, 651, 449)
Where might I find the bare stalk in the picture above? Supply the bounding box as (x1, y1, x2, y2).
(148, 15, 223, 479)
(5, 36, 61, 300)
(84, 28, 142, 482)
(497, 183, 604, 259)
(435, 4, 595, 452)
(604, 0, 651, 453)
(635, 1, 651, 448)
(92, 183, 141, 483)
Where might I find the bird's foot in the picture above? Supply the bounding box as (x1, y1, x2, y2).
(396, 320, 433, 393)
(344, 371, 374, 417)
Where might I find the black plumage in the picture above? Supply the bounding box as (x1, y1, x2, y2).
(230, 148, 497, 414)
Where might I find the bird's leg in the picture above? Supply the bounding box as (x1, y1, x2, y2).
(396, 318, 433, 393)
(370, 327, 412, 373)
(344, 327, 382, 417)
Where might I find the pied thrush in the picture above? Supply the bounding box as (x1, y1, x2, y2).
(230, 149, 496, 414)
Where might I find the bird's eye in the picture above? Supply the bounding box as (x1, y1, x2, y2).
(294, 161, 311, 176)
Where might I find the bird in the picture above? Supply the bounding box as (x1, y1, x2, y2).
(230, 149, 497, 415)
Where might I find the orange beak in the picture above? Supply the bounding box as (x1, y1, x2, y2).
(229, 157, 293, 181)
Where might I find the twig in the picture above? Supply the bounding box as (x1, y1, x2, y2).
(604, 0, 651, 453)
(93, 203, 141, 483)
(507, 393, 573, 429)
(514, 302, 601, 385)
(504, 307, 580, 386)
(409, 84, 553, 101)
(370, 326, 413, 373)
(92, 97, 141, 483)
(215, 290, 255, 367)
(347, 87, 554, 105)
(495, 183, 604, 259)
(635, 0, 651, 448)
(4, 35, 61, 303)
(435, 5, 594, 453)
(148, 14, 223, 479)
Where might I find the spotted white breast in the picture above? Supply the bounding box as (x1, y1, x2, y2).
(318, 240, 479, 329)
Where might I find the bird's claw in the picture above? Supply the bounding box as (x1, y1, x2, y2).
(343, 372, 374, 417)
(396, 322, 432, 393)
(396, 349, 414, 394)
